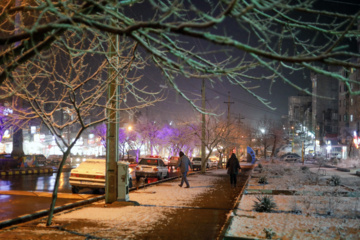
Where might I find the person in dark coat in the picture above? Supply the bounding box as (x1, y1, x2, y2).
(226, 153, 241, 187)
(177, 151, 193, 188)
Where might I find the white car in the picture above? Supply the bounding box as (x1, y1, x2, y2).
(69, 159, 132, 193)
(135, 157, 169, 181)
(209, 157, 218, 168)
(283, 155, 300, 162)
(192, 157, 210, 171)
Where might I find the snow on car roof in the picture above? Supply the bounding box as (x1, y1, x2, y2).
(72, 159, 106, 173)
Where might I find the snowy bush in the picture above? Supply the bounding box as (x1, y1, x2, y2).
(252, 195, 277, 213)
(258, 176, 268, 184)
(329, 175, 341, 186)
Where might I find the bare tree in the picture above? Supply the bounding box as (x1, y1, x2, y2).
(158, 124, 198, 158)
(1, 0, 360, 226)
(191, 116, 236, 173)
(1, 1, 359, 110)
(0, 32, 163, 225)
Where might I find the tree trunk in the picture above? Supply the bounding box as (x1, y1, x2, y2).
(271, 136, 277, 157)
(46, 150, 71, 226)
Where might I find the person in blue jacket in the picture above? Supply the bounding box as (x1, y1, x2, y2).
(226, 153, 241, 188)
(177, 151, 193, 188)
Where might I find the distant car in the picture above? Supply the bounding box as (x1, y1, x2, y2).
(329, 153, 341, 160)
(168, 156, 180, 167)
(135, 157, 169, 181)
(282, 155, 300, 162)
(280, 153, 300, 159)
(208, 157, 218, 168)
(46, 155, 62, 165)
(69, 159, 133, 193)
(191, 157, 210, 171)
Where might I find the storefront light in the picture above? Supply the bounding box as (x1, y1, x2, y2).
(3, 130, 10, 138)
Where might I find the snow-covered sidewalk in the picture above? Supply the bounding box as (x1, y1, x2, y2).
(0, 169, 247, 240)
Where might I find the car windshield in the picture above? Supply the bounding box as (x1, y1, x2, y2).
(139, 159, 159, 165)
(193, 158, 201, 161)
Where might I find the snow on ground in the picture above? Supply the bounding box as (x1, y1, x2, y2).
(53, 172, 222, 237)
(225, 161, 360, 240)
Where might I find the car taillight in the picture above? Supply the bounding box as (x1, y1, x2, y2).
(71, 173, 79, 177)
(95, 175, 105, 179)
(135, 166, 141, 171)
(153, 167, 158, 172)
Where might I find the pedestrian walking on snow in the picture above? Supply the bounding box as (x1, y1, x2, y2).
(226, 153, 241, 188)
(177, 151, 192, 188)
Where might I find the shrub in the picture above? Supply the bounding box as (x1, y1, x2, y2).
(301, 166, 309, 172)
(329, 175, 341, 186)
(258, 176, 268, 184)
(253, 195, 277, 212)
(263, 228, 276, 239)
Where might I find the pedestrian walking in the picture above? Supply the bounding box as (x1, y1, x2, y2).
(177, 151, 192, 188)
(226, 153, 241, 188)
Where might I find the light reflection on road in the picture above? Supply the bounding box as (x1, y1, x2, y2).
(0, 172, 72, 192)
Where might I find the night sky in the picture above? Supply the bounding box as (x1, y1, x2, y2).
(128, 0, 360, 126)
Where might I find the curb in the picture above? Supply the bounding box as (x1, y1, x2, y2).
(0, 168, 54, 176)
(0, 195, 105, 229)
(217, 169, 253, 240)
(336, 167, 351, 172)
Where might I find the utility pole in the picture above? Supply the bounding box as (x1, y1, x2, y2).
(201, 79, 206, 172)
(224, 92, 234, 123)
(106, 31, 119, 203)
(224, 92, 234, 157)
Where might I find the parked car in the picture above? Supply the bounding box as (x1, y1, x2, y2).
(69, 159, 133, 193)
(46, 155, 62, 165)
(135, 157, 169, 181)
(280, 152, 300, 159)
(208, 156, 218, 168)
(191, 157, 210, 171)
(168, 156, 180, 167)
(282, 155, 300, 162)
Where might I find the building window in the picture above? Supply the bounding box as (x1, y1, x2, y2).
(344, 114, 347, 122)
(350, 115, 353, 122)
(332, 113, 338, 120)
(339, 100, 341, 106)
(351, 98, 353, 106)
